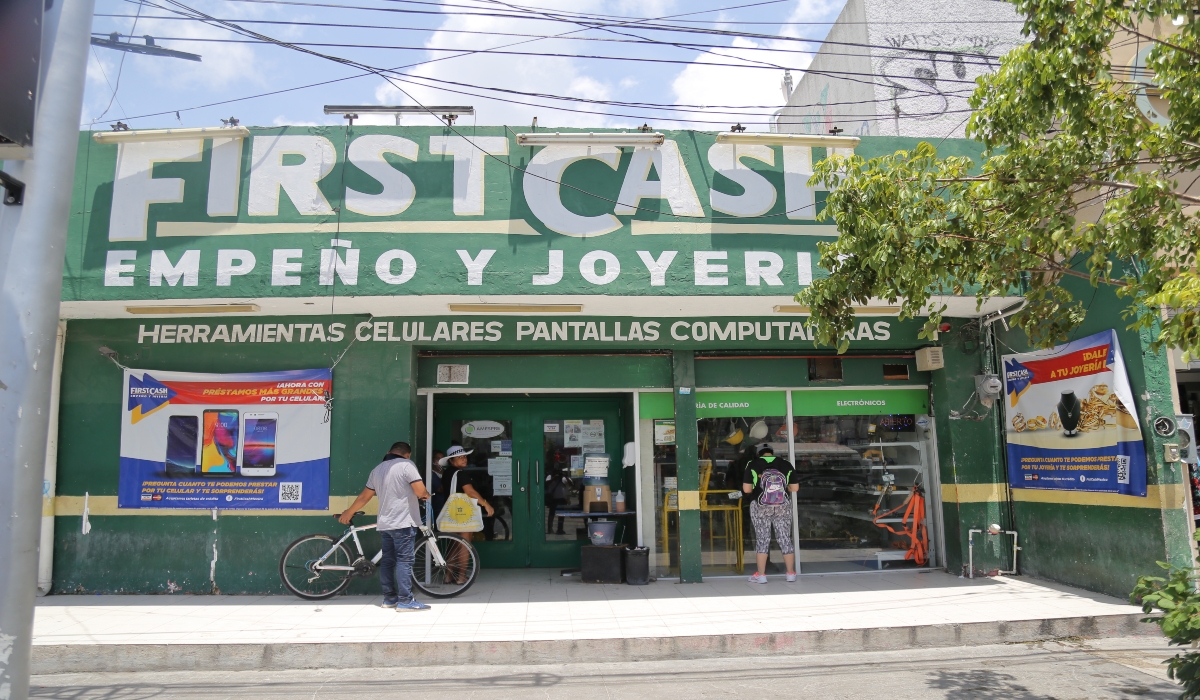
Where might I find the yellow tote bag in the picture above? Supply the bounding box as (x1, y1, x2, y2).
(436, 471, 484, 532)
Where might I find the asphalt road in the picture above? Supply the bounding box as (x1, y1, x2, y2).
(31, 636, 1182, 700)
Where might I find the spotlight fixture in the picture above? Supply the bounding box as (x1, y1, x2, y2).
(514, 132, 664, 147)
(322, 105, 474, 126)
(714, 133, 861, 147)
(93, 126, 251, 144)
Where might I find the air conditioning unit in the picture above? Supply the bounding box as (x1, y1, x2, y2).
(915, 346, 945, 372)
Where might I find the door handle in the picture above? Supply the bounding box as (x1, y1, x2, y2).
(516, 460, 520, 484)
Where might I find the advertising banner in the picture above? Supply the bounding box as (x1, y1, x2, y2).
(118, 368, 332, 509)
(1003, 330, 1147, 495)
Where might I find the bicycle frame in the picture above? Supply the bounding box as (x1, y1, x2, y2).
(312, 524, 447, 580)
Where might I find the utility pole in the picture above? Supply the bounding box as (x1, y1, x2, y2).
(0, 0, 95, 695)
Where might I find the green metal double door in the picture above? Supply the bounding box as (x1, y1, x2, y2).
(432, 395, 627, 569)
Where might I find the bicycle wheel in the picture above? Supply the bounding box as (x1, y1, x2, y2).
(494, 516, 510, 541)
(279, 534, 354, 600)
(411, 534, 480, 598)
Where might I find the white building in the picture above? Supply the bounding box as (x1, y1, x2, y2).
(777, 0, 1027, 139)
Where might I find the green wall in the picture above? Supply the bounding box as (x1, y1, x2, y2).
(50, 297, 1189, 597)
(54, 318, 413, 594)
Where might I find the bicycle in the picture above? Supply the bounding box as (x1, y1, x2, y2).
(279, 511, 480, 600)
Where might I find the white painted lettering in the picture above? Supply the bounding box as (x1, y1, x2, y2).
(707, 143, 776, 217)
(271, 249, 302, 286)
(376, 249, 416, 285)
(319, 247, 360, 286)
(207, 137, 243, 217)
(580, 250, 620, 285)
(745, 251, 784, 286)
(694, 251, 728, 286)
(104, 250, 137, 286)
(216, 250, 255, 286)
(109, 140, 202, 241)
(636, 250, 677, 287)
(532, 250, 563, 286)
(523, 145, 621, 236)
(345, 135, 418, 216)
(457, 249, 495, 286)
(428, 136, 508, 216)
(614, 141, 703, 217)
(150, 250, 200, 287)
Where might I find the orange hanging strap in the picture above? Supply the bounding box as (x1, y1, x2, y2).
(871, 484, 929, 566)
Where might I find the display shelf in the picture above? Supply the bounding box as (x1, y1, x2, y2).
(802, 505, 905, 523)
(832, 487, 913, 496)
(828, 464, 924, 471)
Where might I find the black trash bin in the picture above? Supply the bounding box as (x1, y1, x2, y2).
(624, 546, 650, 585)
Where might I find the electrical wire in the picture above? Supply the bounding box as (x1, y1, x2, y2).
(86, 33, 995, 84)
(90, 18, 1009, 68)
(386, 69, 974, 124)
(206, 0, 1017, 57)
(96, 0, 144, 121)
(93, 0, 994, 128)
(133, 0, 848, 221)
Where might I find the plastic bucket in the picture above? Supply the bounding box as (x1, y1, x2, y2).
(588, 520, 618, 545)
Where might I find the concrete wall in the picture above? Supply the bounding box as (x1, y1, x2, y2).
(777, 0, 875, 136)
(783, 0, 1026, 139)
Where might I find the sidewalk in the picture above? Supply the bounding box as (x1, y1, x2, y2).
(32, 570, 1159, 673)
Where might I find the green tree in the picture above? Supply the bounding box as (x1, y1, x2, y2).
(800, 0, 1200, 354)
(1133, 532, 1200, 697)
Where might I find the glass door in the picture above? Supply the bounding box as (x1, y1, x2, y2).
(528, 399, 626, 569)
(433, 398, 530, 569)
(433, 396, 627, 569)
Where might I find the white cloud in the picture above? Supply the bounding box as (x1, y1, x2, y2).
(669, 0, 845, 131)
(370, 0, 662, 128)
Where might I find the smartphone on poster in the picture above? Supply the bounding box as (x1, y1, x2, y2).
(239, 412, 278, 477)
(165, 415, 198, 476)
(201, 409, 239, 475)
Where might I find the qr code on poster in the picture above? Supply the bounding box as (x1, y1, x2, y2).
(279, 482, 303, 503)
(1116, 456, 1130, 484)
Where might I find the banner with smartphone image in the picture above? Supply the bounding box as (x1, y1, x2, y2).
(1002, 330, 1147, 496)
(118, 368, 332, 509)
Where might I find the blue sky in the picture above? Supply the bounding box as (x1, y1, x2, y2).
(83, 0, 846, 130)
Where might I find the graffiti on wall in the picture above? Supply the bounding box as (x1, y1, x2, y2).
(874, 34, 1005, 135)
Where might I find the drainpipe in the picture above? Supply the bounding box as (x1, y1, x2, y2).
(37, 321, 66, 595)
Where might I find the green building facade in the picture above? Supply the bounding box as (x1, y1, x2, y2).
(44, 126, 1190, 597)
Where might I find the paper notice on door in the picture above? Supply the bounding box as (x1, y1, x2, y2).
(569, 454, 584, 477)
(490, 440, 502, 454)
(493, 475, 513, 496)
(581, 420, 605, 451)
(499, 440, 512, 456)
(487, 457, 512, 477)
(564, 420, 583, 447)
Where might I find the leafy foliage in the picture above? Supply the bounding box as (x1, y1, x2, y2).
(800, 1, 1200, 354)
(1132, 534, 1200, 698)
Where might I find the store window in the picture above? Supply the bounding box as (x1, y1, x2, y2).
(791, 389, 936, 573)
(696, 397, 788, 577)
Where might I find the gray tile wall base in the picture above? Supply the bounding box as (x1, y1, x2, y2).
(32, 613, 1163, 675)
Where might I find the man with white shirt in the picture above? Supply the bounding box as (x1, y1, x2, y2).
(340, 441, 431, 611)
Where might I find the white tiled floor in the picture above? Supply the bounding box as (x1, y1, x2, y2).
(33, 570, 1140, 646)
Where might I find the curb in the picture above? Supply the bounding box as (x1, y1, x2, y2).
(31, 613, 1160, 674)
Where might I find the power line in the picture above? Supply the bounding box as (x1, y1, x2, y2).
(139, 0, 895, 223)
(91, 15, 1011, 68)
